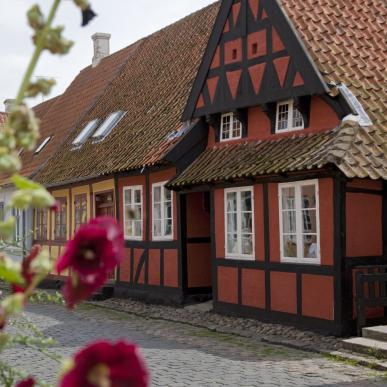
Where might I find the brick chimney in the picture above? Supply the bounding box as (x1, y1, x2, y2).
(92, 33, 111, 68)
(4, 99, 15, 113)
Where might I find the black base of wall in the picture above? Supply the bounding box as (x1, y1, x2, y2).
(214, 301, 346, 337)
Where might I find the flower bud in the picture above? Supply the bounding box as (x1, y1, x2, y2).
(25, 78, 56, 98)
(1, 293, 25, 315)
(0, 153, 21, 173)
(27, 5, 45, 31)
(38, 27, 74, 55)
(31, 188, 56, 209)
(30, 248, 52, 276)
(0, 217, 16, 241)
(10, 190, 32, 209)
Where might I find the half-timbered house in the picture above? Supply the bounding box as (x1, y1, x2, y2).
(32, 0, 386, 335)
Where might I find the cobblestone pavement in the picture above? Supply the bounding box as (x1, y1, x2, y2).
(2, 304, 387, 387)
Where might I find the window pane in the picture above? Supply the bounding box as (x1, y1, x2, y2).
(283, 235, 297, 257)
(227, 233, 238, 255)
(232, 116, 242, 138)
(221, 115, 231, 140)
(241, 212, 252, 233)
(226, 192, 237, 212)
(164, 201, 172, 220)
(125, 207, 135, 221)
(242, 234, 253, 255)
(124, 189, 132, 205)
(277, 104, 289, 131)
(134, 189, 141, 204)
(165, 187, 172, 201)
(281, 187, 295, 209)
(283, 210, 296, 233)
(227, 213, 237, 233)
(165, 219, 172, 236)
(241, 191, 252, 211)
(293, 107, 304, 128)
(153, 219, 162, 237)
(302, 209, 316, 233)
(124, 220, 132, 236)
(153, 203, 162, 220)
(301, 185, 316, 208)
(154, 187, 161, 203)
(134, 205, 141, 221)
(134, 221, 142, 237)
(303, 235, 318, 258)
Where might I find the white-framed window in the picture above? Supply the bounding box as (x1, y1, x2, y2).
(34, 136, 51, 154)
(92, 111, 126, 143)
(220, 112, 242, 141)
(279, 180, 320, 264)
(152, 182, 173, 240)
(276, 100, 304, 133)
(72, 119, 99, 148)
(224, 187, 254, 260)
(123, 186, 143, 240)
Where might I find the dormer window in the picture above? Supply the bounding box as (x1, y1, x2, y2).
(220, 112, 242, 141)
(276, 100, 304, 133)
(72, 119, 99, 149)
(92, 111, 126, 143)
(34, 136, 51, 154)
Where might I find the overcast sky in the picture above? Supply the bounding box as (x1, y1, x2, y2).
(0, 0, 217, 109)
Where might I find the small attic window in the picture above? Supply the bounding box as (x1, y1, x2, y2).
(275, 100, 304, 133)
(72, 119, 99, 149)
(92, 111, 126, 143)
(34, 136, 51, 154)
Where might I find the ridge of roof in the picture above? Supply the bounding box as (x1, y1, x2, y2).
(35, 1, 221, 185)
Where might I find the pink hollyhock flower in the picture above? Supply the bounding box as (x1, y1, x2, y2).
(12, 245, 42, 294)
(56, 217, 123, 308)
(15, 377, 35, 387)
(59, 341, 149, 387)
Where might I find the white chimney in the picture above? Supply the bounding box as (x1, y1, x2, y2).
(4, 99, 15, 113)
(92, 33, 111, 67)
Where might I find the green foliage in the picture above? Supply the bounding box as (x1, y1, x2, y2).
(30, 290, 64, 305)
(0, 256, 23, 285)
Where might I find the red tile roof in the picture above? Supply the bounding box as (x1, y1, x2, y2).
(35, 2, 220, 186)
(17, 42, 137, 180)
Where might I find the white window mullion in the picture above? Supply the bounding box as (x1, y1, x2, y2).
(237, 191, 242, 256)
(295, 185, 303, 259)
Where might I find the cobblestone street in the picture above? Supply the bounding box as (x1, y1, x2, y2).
(2, 303, 387, 387)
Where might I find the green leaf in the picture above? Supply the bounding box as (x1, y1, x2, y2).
(11, 174, 42, 190)
(0, 256, 23, 285)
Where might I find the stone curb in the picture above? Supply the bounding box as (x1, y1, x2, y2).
(86, 300, 333, 355)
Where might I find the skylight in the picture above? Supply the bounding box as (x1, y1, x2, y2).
(34, 137, 51, 154)
(92, 111, 126, 142)
(72, 119, 99, 148)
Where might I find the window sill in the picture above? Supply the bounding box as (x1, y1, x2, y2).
(225, 255, 255, 261)
(125, 236, 143, 241)
(280, 258, 321, 265)
(152, 236, 174, 242)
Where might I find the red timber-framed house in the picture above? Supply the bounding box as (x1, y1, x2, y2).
(33, 0, 386, 335)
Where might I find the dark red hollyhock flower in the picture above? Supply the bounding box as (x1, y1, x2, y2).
(50, 200, 60, 213)
(12, 245, 42, 294)
(15, 377, 35, 387)
(56, 217, 123, 308)
(59, 341, 149, 387)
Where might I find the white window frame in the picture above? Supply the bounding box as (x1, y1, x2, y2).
(275, 100, 304, 133)
(92, 111, 126, 143)
(123, 186, 143, 241)
(224, 186, 255, 260)
(72, 119, 99, 149)
(152, 181, 173, 241)
(279, 179, 321, 265)
(34, 136, 51, 154)
(220, 112, 242, 141)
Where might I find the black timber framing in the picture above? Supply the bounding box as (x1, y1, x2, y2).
(182, 0, 328, 120)
(177, 193, 188, 293)
(383, 180, 387, 261)
(333, 174, 348, 335)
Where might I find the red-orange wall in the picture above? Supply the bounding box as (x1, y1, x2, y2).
(207, 96, 339, 147)
(346, 185, 383, 257)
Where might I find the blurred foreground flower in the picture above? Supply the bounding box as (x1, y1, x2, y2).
(15, 377, 36, 387)
(59, 341, 148, 387)
(57, 217, 123, 308)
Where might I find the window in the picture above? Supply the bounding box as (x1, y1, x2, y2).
(276, 100, 304, 133)
(225, 187, 254, 259)
(0, 203, 4, 222)
(279, 180, 320, 264)
(152, 182, 173, 240)
(92, 111, 126, 142)
(74, 194, 87, 231)
(34, 136, 51, 154)
(12, 208, 22, 244)
(72, 119, 99, 148)
(35, 208, 47, 240)
(123, 186, 143, 240)
(54, 198, 67, 240)
(220, 113, 242, 141)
